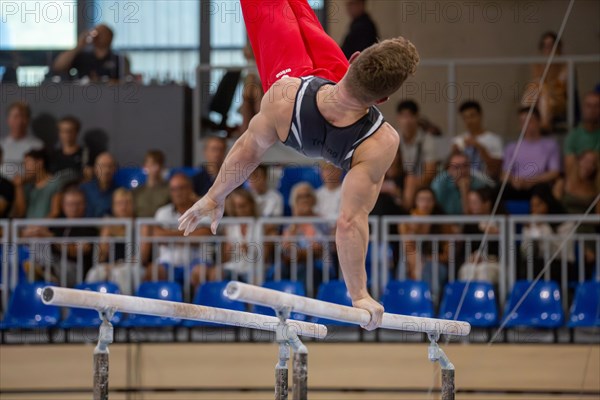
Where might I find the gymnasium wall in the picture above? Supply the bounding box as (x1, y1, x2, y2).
(327, 0, 600, 140)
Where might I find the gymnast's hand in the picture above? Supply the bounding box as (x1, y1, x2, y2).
(352, 295, 384, 331)
(177, 195, 224, 236)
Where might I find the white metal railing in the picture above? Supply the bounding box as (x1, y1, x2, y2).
(508, 214, 600, 313)
(1, 219, 10, 309)
(381, 215, 507, 304)
(11, 218, 133, 292)
(255, 217, 379, 299)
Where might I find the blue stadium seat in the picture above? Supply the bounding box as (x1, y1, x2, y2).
(60, 282, 123, 329)
(114, 167, 147, 189)
(382, 280, 434, 318)
(0, 282, 60, 329)
(183, 281, 246, 327)
(503, 280, 563, 329)
(438, 281, 499, 328)
(504, 200, 530, 215)
(277, 166, 322, 216)
(254, 280, 307, 321)
(568, 281, 600, 328)
(121, 281, 183, 328)
(312, 280, 354, 327)
(169, 167, 200, 180)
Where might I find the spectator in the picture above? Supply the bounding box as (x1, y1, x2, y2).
(502, 107, 561, 200)
(281, 183, 331, 284)
(12, 149, 65, 218)
(85, 189, 140, 295)
(399, 187, 450, 286)
(554, 150, 599, 214)
(143, 174, 211, 282)
(193, 136, 227, 196)
(48, 115, 90, 180)
(0, 102, 43, 180)
(458, 187, 501, 284)
(396, 100, 438, 209)
(80, 152, 117, 217)
(21, 186, 97, 287)
(248, 164, 283, 217)
(235, 42, 264, 137)
(53, 24, 130, 81)
(564, 92, 600, 175)
(0, 146, 15, 218)
(431, 152, 490, 215)
(519, 184, 574, 280)
(315, 162, 343, 218)
(453, 101, 503, 181)
(133, 150, 170, 217)
(340, 0, 379, 59)
(521, 31, 567, 131)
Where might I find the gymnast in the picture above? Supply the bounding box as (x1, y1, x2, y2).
(179, 0, 419, 330)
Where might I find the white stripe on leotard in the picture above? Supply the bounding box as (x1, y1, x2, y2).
(343, 112, 385, 161)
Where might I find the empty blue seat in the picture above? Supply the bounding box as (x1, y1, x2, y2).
(312, 280, 355, 327)
(503, 280, 563, 329)
(60, 282, 123, 329)
(0, 282, 60, 329)
(254, 280, 307, 321)
(277, 166, 322, 216)
(183, 281, 246, 327)
(121, 281, 183, 328)
(114, 167, 147, 189)
(438, 281, 498, 328)
(382, 280, 434, 318)
(569, 281, 600, 328)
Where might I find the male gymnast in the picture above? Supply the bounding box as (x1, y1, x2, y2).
(179, 0, 419, 330)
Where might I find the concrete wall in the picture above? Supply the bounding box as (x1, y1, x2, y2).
(327, 0, 600, 140)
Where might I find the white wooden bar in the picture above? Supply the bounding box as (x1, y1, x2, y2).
(42, 287, 327, 339)
(226, 282, 471, 336)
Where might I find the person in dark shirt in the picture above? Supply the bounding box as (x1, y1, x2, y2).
(0, 146, 15, 218)
(52, 24, 130, 81)
(193, 136, 227, 196)
(49, 116, 90, 180)
(80, 152, 117, 217)
(341, 0, 379, 59)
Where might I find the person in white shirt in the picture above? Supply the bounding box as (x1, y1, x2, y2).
(453, 101, 503, 182)
(315, 161, 343, 218)
(0, 102, 43, 179)
(248, 164, 283, 217)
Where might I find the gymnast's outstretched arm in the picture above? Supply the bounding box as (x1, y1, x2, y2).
(178, 100, 279, 236)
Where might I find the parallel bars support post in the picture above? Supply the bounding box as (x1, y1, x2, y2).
(93, 308, 114, 400)
(427, 333, 455, 400)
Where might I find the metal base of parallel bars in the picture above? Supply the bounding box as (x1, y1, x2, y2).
(93, 308, 115, 400)
(428, 333, 455, 400)
(275, 307, 308, 400)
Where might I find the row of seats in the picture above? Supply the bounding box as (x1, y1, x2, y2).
(1, 279, 599, 331)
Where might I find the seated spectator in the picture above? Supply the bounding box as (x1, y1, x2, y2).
(519, 184, 575, 280)
(193, 135, 227, 196)
(554, 150, 599, 214)
(453, 100, 503, 181)
(248, 164, 283, 217)
(143, 174, 211, 282)
(396, 100, 438, 209)
(521, 32, 567, 131)
(431, 152, 491, 215)
(458, 187, 501, 284)
(21, 186, 97, 287)
(0, 102, 43, 180)
(52, 24, 130, 81)
(48, 115, 90, 180)
(502, 107, 561, 200)
(564, 91, 600, 175)
(281, 183, 332, 285)
(12, 149, 65, 218)
(0, 146, 15, 218)
(85, 189, 141, 295)
(133, 150, 170, 217)
(399, 187, 450, 287)
(80, 152, 117, 217)
(315, 162, 343, 218)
